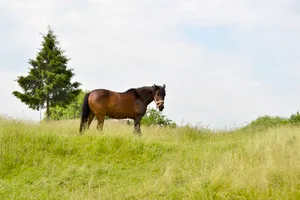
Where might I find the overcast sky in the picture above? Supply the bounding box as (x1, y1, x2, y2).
(1, 0, 300, 128)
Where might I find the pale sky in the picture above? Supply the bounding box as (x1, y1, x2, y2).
(1, 0, 300, 128)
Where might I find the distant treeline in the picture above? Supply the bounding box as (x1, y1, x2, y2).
(241, 112, 300, 131)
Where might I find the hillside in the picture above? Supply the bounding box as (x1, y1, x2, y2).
(1, 117, 300, 199)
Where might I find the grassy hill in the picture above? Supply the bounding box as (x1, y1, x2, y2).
(1, 117, 300, 199)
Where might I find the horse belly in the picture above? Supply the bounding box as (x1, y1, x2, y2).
(106, 109, 134, 119)
(106, 104, 134, 119)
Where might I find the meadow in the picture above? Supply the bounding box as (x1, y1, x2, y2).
(1, 116, 300, 200)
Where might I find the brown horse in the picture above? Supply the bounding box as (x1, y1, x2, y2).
(79, 84, 166, 135)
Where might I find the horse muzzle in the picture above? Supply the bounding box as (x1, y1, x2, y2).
(158, 104, 164, 111)
(156, 100, 164, 111)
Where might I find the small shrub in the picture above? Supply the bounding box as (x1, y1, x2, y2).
(289, 111, 300, 124)
(242, 115, 289, 131)
(141, 108, 176, 128)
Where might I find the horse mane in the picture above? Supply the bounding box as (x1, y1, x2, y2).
(124, 88, 137, 93)
(124, 86, 154, 101)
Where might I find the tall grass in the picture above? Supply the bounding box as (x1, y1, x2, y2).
(1, 117, 300, 199)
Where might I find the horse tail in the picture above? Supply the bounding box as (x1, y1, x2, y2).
(79, 92, 91, 133)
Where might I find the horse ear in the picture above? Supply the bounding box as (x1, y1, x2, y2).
(163, 84, 166, 88)
(153, 84, 159, 90)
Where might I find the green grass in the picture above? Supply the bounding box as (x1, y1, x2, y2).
(1, 117, 300, 199)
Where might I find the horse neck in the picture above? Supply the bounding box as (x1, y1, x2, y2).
(136, 87, 154, 105)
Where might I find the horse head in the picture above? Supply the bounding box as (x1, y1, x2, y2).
(153, 84, 166, 111)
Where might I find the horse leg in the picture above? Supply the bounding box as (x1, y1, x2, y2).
(87, 112, 95, 129)
(133, 116, 142, 136)
(95, 114, 105, 132)
(97, 119, 104, 132)
(90, 104, 106, 133)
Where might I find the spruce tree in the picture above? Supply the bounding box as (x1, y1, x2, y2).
(12, 26, 81, 120)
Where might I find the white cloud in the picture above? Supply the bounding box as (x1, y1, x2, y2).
(1, 0, 300, 128)
(170, 0, 300, 30)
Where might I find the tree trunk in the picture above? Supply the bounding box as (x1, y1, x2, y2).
(46, 97, 50, 121)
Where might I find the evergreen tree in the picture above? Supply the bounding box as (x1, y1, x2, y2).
(12, 26, 81, 120)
